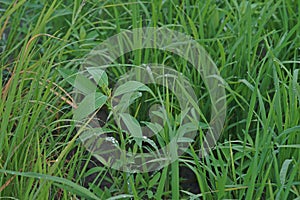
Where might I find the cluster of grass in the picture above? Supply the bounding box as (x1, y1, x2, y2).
(0, 0, 299, 199)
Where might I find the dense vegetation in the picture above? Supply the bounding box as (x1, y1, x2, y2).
(0, 0, 299, 199)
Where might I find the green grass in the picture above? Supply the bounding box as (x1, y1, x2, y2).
(0, 0, 300, 199)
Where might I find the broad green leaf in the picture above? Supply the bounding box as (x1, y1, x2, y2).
(119, 113, 142, 147)
(86, 67, 108, 87)
(86, 30, 99, 40)
(151, 110, 167, 122)
(177, 137, 194, 143)
(113, 81, 154, 97)
(176, 122, 198, 138)
(80, 26, 86, 40)
(280, 159, 293, 185)
(147, 190, 154, 198)
(58, 68, 96, 95)
(80, 127, 114, 141)
(113, 91, 142, 113)
(74, 92, 107, 120)
(142, 121, 163, 135)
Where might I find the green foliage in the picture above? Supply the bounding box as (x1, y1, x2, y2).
(0, 0, 299, 199)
